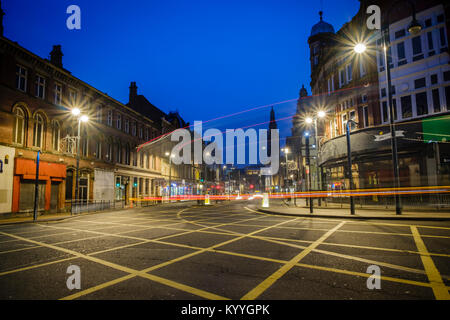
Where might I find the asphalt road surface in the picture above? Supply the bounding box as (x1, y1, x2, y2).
(0, 201, 449, 300)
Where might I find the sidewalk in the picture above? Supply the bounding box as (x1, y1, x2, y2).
(255, 202, 450, 221)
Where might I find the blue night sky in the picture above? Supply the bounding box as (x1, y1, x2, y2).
(3, 0, 359, 140)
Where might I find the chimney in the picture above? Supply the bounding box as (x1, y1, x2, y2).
(129, 82, 138, 105)
(50, 45, 63, 68)
(0, 0, 5, 37)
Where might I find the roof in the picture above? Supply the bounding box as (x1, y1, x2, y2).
(310, 11, 335, 37)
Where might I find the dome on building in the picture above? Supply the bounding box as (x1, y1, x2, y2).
(310, 11, 334, 37)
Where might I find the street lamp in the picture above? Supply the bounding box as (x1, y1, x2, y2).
(346, 120, 358, 215)
(165, 151, 175, 201)
(354, 1, 421, 215)
(305, 111, 326, 207)
(71, 108, 88, 212)
(304, 131, 313, 213)
(281, 148, 290, 192)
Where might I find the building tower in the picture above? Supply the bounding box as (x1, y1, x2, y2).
(308, 11, 335, 86)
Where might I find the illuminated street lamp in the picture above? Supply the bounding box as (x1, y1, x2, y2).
(71, 108, 89, 212)
(165, 151, 175, 200)
(305, 111, 326, 206)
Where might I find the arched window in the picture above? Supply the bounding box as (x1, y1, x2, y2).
(106, 142, 113, 162)
(115, 143, 122, 163)
(125, 144, 130, 165)
(13, 107, 26, 145)
(52, 120, 60, 151)
(81, 129, 88, 157)
(33, 113, 45, 148)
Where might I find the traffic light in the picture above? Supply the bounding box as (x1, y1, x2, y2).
(250, 184, 254, 189)
(115, 177, 121, 188)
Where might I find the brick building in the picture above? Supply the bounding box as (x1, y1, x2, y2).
(0, 4, 193, 214)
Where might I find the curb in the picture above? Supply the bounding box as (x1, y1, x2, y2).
(256, 208, 450, 221)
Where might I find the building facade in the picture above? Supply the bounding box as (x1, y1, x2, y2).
(288, 0, 450, 196)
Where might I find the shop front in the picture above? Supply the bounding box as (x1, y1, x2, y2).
(12, 157, 66, 213)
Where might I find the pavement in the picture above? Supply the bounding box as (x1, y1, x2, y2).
(255, 200, 450, 221)
(0, 200, 449, 301)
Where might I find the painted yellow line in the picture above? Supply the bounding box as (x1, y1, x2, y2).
(241, 221, 346, 300)
(295, 263, 435, 289)
(61, 209, 299, 300)
(410, 226, 450, 300)
(0, 257, 77, 277)
(0, 230, 228, 300)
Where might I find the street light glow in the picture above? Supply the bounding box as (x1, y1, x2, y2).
(354, 43, 366, 54)
(80, 115, 89, 122)
(72, 108, 81, 116)
(305, 117, 313, 124)
(318, 111, 326, 118)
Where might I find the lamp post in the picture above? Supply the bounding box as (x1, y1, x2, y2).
(305, 111, 326, 207)
(71, 108, 88, 212)
(281, 148, 290, 192)
(354, 1, 421, 215)
(304, 131, 313, 213)
(165, 151, 174, 201)
(346, 120, 358, 215)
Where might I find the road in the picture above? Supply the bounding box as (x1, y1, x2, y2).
(0, 201, 449, 300)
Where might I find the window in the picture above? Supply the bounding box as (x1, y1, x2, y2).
(361, 94, 368, 103)
(397, 42, 406, 65)
(107, 110, 113, 126)
(95, 141, 102, 159)
(54, 83, 62, 105)
(33, 114, 45, 148)
(106, 143, 113, 162)
(346, 64, 352, 82)
(381, 88, 386, 98)
(415, 92, 428, 116)
(96, 105, 102, 123)
(427, 32, 435, 56)
(339, 69, 345, 87)
(81, 131, 88, 157)
(431, 74, 438, 85)
(115, 143, 122, 163)
(125, 145, 130, 165)
(359, 60, 366, 77)
(349, 110, 356, 130)
(445, 86, 450, 111)
(124, 118, 129, 133)
(35, 76, 46, 99)
(327, 78, 332, 95)
(439, 28, 447, 49)
(13, 107, 26, 145)
(362, 106, 369, 128)
(51, 120, 60, 151)
(116, 113, 122, 130)
(69, 90, 78, 105)
(444, 71, 450, 82)
(16, 66, 27, 91)
(382, 101, 388, 123)
(341, 113, 347, 133)
(145, 128, 149, 141)
(401, 95, 412, 119)
(314, 55, 319, 66)
(424, 18, 432, 28)
(133, 151, 137, 166)
(432, 89, 441, 113)
(415, 78, 426, 89)
(139, 126, 143, 139)
(412, 36, 423, 61)
(437, 14, 444, 23)
(132, 122, 137, 136)
(140, 152, 144, 167)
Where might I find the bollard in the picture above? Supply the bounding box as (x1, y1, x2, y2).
(262, 193, 269, 208)
(205, 194, 211, 205)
